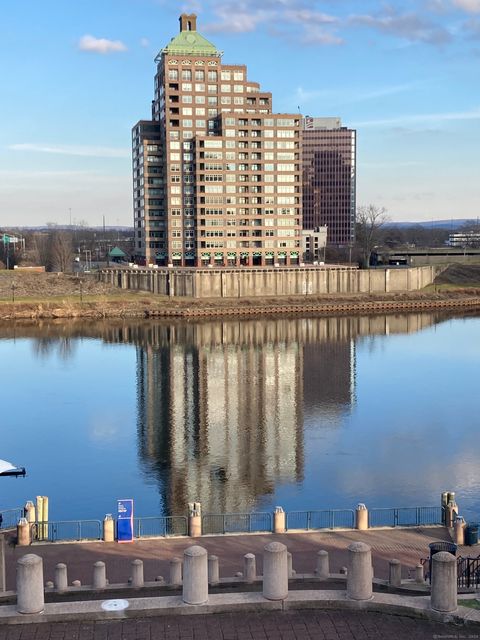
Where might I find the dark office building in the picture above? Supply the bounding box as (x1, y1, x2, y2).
(302, 117, 356, 246)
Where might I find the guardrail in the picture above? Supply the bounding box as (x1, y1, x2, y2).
(31, 520, 102, 542)
(286, 510, 355, 531)
(134, 516, 188, 538)
(0, 507, 23, 530)
(457, 555, 480, 589)
(202, 512, 272, 535)
(368, 506, 443, 528)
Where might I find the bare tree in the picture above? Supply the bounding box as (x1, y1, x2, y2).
(32, 232, 52, 269)
(50, 231, 73, 272)
(356, 205, 389, 268)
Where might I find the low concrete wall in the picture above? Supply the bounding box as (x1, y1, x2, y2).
(99, 266, 438, 299)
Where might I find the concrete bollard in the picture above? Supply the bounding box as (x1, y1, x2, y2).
(389, 559, 402, 587)
(92, 561, 107, 590)
(273, 507, 286, 534)
(54, 563, 68, 592)
(415, 564, 425, 583)
(17, 518, 31, 546)
(244, 553, 256, 583)
(188, 502, 202, 538)
(315, 550, 329, 579)
(182, 545, 208, 605)
(355, 503, 369, 530)
(431, 551, 457, 613)
(454, 516, 465, 546)
(131, 559, 144, 588)
(445, 501, 459, 528)
(347, 542, 373, 601)
(263, 542, 288, 601)
(103, 515, 115, 542)
(16, 554, 44, 614)
(169, 557, 182, 586)
(208, 555, 219, 586)
(24, 501, 36, 524)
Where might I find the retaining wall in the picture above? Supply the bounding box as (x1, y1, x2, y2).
(99, 265, 438, 299)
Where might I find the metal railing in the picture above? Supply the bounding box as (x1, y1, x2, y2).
(202, 512, 272, 535)
(134, 516, 188, 538)
(0, 507, 23, 530)
(31, 520, 102, 542)
(457, 555, 480, 589)
(286, 509, 355, 531)
(368, 506, 443, 528)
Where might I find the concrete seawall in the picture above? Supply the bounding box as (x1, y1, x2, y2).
(99, 265, 439, 299)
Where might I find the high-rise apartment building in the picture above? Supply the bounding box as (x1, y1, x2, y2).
(133, 14, 302, 267)
(302, 117, 356, 246)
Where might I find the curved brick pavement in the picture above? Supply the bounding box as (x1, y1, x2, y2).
(0, 611, 479, 640)
(2, 527, 456, 590)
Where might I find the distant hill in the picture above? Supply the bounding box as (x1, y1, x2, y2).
(387, 219, 478, 229)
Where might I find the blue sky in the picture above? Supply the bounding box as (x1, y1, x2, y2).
(1, 0, 479, 226)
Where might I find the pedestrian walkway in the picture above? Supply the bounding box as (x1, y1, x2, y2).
(0, 610, 478, 640)
(2, 526, 458, 590)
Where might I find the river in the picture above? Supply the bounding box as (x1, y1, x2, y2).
(1, 311, 479, 523)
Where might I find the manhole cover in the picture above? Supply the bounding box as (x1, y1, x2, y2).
(101, 599, 129, 611)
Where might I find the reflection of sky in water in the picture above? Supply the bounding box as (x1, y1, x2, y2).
(1, 316, 479, 522)
(268, 317, 480, 520)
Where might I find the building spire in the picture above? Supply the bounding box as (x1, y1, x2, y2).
(179, 13, 197, 32)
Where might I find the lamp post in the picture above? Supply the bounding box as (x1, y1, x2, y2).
(11, 282, 15, 303)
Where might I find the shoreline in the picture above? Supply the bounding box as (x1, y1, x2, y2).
(1, 290, 480, 321)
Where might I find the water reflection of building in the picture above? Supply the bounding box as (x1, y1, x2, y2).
(136, 323, 304, 515)
(132, 313, 441, 514)
(303, 341, 355, 424)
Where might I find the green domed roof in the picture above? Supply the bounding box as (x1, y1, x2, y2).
(162, 30, 220, 57)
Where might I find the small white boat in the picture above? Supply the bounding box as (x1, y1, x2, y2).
(0, 459, 26, 477)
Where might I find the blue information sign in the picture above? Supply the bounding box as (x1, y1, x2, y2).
(117, 499, 134, 543)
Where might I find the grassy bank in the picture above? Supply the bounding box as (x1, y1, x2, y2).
(1, 268, 480, 320)
(1, 289, 480, 320)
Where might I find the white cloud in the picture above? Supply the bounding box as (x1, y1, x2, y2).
(301, 25, 343, 45)
(349, 9, 452, 44)
(203, 0, 341, 44)
(454, 0, 480, 12)
(78, 35, 127, 54)
(284, 9, 337, 25)
(140, 37, 150, 48)
(204, 7, 267, 33)
(8, 143, 130, 159)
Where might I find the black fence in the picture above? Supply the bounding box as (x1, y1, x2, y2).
(0, 507, 23, 531)
(368, 506, 443, 528)
(202, 512, 272, 535)
(31, 520, 103, 542)
(286, 510, 355, 531)
(134, 516, 188, 538)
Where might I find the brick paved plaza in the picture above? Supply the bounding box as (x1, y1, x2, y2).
(2, 527, 479, 639)
(2, 527, 458, 589)
(1, 610, 478, 640)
